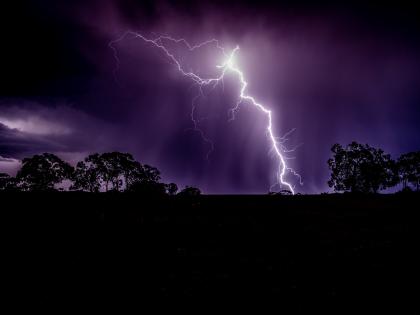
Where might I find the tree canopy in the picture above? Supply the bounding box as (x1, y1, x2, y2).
(328, 142, 399, 193)
(16, 153, 74, 191)
(397, 151, 420, 191)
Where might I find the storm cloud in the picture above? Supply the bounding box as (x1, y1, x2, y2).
(1, 1, 419, 193)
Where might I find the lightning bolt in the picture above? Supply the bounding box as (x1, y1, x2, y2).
(109, 31, 301, 194)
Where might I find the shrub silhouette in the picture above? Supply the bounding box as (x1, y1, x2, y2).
(178, 186, 201, 197)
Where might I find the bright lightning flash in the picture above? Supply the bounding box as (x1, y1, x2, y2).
(109, 31, 302, 194)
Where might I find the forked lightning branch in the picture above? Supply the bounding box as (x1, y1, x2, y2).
(109, 31, 302, 194)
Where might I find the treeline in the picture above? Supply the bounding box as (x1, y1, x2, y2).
(328, 142, 420, 193)
(1, 142, 419, 194)
(0, 152, 201, 196)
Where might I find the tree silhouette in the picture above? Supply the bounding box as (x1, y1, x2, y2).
(69, 152, 175, 194)
(16, 153, 74, 191)
(96, 152, 117, 192)
(71, 157, 102, 192)
(397, 151, 420, 191)
(115, 153, 142, 190)
(126, 163, 166, 195)
(328, 142, 398, 193)
(71, 152, 138, 192)
(139, 164, 161, 183)
(100, 152, 155, 192)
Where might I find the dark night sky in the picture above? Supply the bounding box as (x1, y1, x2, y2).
(0, 0, 419, 193)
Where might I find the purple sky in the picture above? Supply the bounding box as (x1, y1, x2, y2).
(1, 1, 420, 193)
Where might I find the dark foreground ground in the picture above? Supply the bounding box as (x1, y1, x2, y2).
(1, 192, 419, 312)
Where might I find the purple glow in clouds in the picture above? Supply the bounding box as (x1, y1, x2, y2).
(110, 32, 302, 193)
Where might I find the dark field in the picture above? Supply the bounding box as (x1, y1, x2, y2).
(2, 192, 419, 312)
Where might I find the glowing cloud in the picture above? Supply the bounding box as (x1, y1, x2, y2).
(0, 116, 71, 136)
